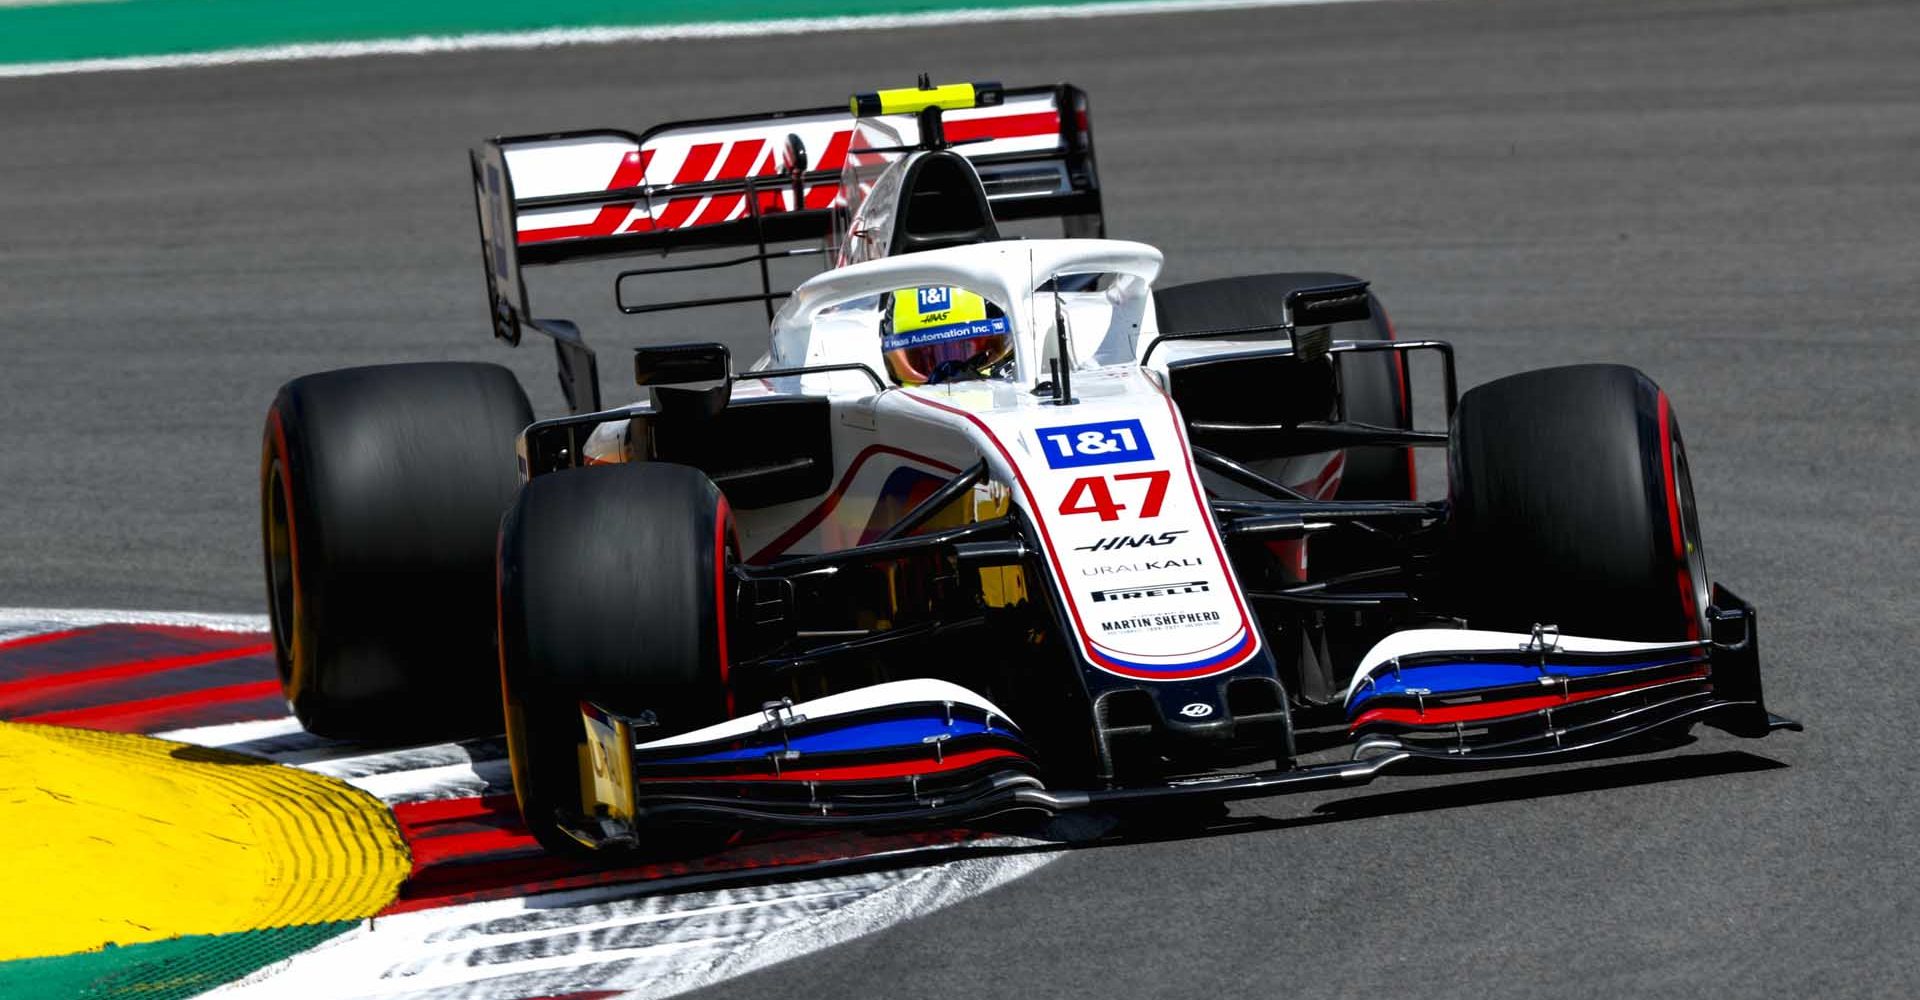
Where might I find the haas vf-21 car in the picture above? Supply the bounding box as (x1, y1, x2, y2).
(259, 80, 1797, 853)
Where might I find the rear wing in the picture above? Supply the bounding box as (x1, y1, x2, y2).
(471, 82, 1102, 408)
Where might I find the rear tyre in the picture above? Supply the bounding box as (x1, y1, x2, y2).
(497, 462, 734, 854)
(262, 362, 531, 739)
(1152, 272, 1413, 501)
(1331, 294, 1414, 503)
(1448, 364, 1710, 641)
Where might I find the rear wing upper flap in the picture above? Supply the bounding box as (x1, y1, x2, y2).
(472, 83, 1101, 349)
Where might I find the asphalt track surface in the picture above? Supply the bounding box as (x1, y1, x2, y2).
(0, 0, 1915, 996)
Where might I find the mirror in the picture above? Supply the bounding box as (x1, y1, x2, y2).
(633, 342, 732, 386)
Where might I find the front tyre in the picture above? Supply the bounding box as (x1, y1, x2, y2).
(1448, 364, 1710, 642)
(496, 462, 734, 854)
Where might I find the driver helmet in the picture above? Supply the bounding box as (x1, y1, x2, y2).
(879, 286, 1013, 386)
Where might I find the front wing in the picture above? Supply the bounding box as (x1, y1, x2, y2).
(559, 585, 1797, 849)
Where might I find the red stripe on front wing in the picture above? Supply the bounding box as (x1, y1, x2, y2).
(633, 747, 1025, 784)
(1348, 666, 1710, 730)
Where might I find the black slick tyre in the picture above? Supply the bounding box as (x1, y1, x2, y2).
(496, 462, 734, 854)
(261, 362, 531, 739)
(1448, 364, 1710, 642)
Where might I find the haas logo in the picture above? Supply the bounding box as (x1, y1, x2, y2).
(1075, 530, 1188, 552)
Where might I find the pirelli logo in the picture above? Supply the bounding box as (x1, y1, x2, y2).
(1089, 580, 1210, 603)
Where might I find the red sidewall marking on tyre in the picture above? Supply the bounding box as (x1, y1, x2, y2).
(265, 406, 306, 681)
(715, 493, 735, 715)
(1656, 392, 1702, 640)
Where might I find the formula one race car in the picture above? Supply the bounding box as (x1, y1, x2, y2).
(260, 79, 1797, 853)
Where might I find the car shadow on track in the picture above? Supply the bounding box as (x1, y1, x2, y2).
(518, 747, 1789, 910)
(1307, 748, 1787, 821)
(1077, 747, 1789, 850)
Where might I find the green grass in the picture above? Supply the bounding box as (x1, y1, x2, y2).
(0, 0, 1116, 65)
(0, 922, 355, 1000)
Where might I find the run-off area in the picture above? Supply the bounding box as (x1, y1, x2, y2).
(0, 610, 1060, 1000)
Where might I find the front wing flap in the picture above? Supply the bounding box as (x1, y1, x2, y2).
(563, 586, 1796, 848)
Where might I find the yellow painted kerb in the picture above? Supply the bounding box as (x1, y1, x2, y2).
(0, 721, 409, 962)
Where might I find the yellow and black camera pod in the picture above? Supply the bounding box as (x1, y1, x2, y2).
(851, 78, 1005, 118)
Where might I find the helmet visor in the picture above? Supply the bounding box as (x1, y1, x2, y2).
(881, 287, 1013, 386)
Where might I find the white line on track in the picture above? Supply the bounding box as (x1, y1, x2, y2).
(152, 722, 515, 801)
(152, 714, 303, 744)
(291, 738, 504, 778)
(0, 0, 1403, 79)
(209, 851, 1056, 1000)
(0, 606, 268, 640)
(340, 756, 515, 803)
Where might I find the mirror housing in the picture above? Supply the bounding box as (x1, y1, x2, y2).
(636, 342, 732, 421)
(634, 342, 732, 386)
(1283, 282, 1371, 361)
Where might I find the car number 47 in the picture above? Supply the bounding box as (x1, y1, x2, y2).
(1058, 470, 1171, 522)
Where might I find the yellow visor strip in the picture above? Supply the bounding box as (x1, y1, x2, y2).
(889, 286, 989, 334)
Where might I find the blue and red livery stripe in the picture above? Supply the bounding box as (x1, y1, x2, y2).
(1086, 628, 1258, 681)
(1346, 655, 1706, 715)
(1349, 665, 1711, 731)
(636, 712, 1015, 765)
(634, 746, 1028, 784)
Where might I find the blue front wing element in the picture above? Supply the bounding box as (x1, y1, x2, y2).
(1346, 656, 1705, 715)
(637, 711, 1019, 766)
